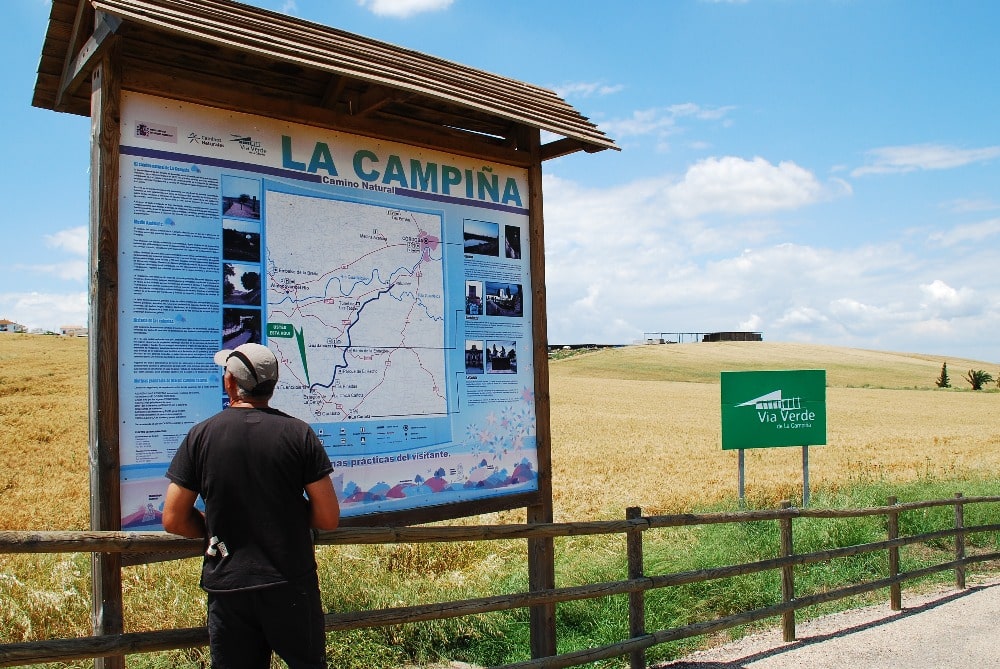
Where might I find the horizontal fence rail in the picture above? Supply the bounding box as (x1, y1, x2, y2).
(1, 494, 998, 668)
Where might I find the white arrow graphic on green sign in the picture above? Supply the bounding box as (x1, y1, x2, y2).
(268, 322, 310, 386)
(737, 390, 801, 411)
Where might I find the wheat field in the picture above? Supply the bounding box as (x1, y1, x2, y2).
(1, 335, 998, 530)
(549, 343, 999, 518)
(0, 335, 89, 530)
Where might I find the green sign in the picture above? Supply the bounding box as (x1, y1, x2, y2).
(267, 322, 295, 338)
(721, 370, 827, 450)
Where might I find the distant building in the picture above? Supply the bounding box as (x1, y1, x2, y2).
(642, 331, 763, 344)
(0, 319, 27, 333)
(702, 331, 762, 342)
(60, 325, 88, 337)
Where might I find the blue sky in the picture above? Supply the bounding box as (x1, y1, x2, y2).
(4, 0, 999, 362)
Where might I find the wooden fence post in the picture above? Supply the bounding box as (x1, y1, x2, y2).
(527, 504, 556, 659)
(886, 496, 901, 611)
(779, 500, 795, 642)
(954, 492, 966, 589)
(626, 506, 645, 669)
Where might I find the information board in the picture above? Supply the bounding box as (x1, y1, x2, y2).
(117, 92, 538, 528)
(721, 370, 827, 450)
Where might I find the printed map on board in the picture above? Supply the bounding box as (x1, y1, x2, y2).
(264, 191, 447, 423)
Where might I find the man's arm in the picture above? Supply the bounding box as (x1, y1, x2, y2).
(162, 482, 207, 538)
(304, 475, 340, 531)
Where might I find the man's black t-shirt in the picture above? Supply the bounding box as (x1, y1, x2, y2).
(166, 406, 334, 593)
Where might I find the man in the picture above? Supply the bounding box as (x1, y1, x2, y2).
(163, 342, 340, 669)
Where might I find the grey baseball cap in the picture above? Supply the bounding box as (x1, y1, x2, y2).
(214, 343, 278, 396)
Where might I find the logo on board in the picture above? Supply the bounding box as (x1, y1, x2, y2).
(187, 132, 224, 148)
(230, 133, 267, 156)
(737, 389, 815, 429)
(135, 122, 177, 143)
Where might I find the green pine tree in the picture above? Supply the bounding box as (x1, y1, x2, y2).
(935, 362, 950, 388)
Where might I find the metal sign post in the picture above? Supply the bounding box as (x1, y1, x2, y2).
(802, 445, 810, 507)
(738, 449, 745, 507)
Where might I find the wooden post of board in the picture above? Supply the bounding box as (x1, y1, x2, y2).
(779, 500, 795, 642)
(89, 40, 124, 669)
(525, 128, 556, 659)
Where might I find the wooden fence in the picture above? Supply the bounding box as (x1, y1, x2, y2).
(1, 493, 998, 668)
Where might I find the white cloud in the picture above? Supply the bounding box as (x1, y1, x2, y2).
(46, 225, 88, 255)
(541, 167, 1000, 361)
(22, 260, 88, 281)
(826, 298, 907, 337)
(356, 0, 452, 18)
(0, 292, 88, 332)
(667, 156, 826, 218)
(929, 218, 1000, 247)
(542, 171, 781, 267)
(552, 82, 625, 99)
(667, 103, 737, 121)
(14, 226, 89, 282)
(775, 306, 830, 328)
(596, 104, 735, 147)
(919, 279, 980, 318)
(943, 198, 999, 214)
(542, 168, 837, 345)
(853, 143, 1000, 177)
(739, 314, 763, 331)
(598, 108, 679, 139)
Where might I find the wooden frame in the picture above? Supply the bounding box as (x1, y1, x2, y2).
(33, 1, 617, 664)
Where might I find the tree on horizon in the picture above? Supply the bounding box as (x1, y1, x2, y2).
(965, 368, 993, 390)
(935, 362, 950, 388)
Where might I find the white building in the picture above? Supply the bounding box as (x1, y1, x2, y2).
(0, 319, 27, 333)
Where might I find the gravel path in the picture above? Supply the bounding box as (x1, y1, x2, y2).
(400, 576, 1000, 669)
(654, 576, 1000, 669)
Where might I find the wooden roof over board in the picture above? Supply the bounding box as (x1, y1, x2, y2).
(32, 0, 617, 165)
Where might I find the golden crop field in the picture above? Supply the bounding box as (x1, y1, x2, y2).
(1, 335, 998, 531)
(549, 343, 1000, 519)
(0, 335, 89, 530)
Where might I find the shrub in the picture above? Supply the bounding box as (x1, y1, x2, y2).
(934, 362, 950, 388)
(964, 369, 993, 390)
